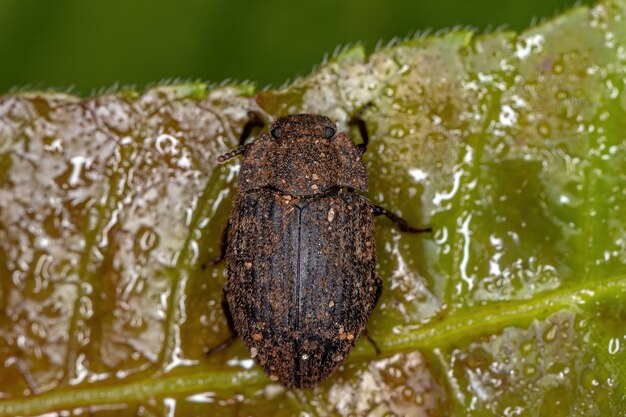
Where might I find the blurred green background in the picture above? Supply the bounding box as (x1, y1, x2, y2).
(0, 0, 590, 95)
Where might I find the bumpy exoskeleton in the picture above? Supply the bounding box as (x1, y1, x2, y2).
(213, 114, 425, 388)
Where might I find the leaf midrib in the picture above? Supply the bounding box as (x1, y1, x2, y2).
(2, 273, 624, 416)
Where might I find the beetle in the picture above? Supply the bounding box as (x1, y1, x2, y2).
(208, 112, 430, 388)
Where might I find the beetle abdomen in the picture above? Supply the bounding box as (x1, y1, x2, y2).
(224, 188, 378, 387)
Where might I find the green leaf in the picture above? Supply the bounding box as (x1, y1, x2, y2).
(1, 0, 626, 415)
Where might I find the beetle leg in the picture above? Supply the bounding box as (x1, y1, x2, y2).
(349, 102, 373, 153)
(204, 333, 237, 355)
(373, 274, 383, 306)
(362, 329, 381, 356)
(238, 111, 265, 146)
(205, 297, 238, 355)
(373, 205, 432, 234)
(201, 222, 229, 269)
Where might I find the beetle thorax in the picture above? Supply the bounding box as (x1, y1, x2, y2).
(237, 114, 368, 197)
(267, 137, 338, 195)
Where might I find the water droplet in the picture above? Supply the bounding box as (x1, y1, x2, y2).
(389, 125, 407, 138)
(398, 64, 410, 75)
(226, 358, 255, 369)
(606, 79, 619, 99)
(264, 384, 284, 400)
(55, 155, 94, 188)
(134, 225, 159, 255)
(538, 122, 551, 137)
(523, 364, 537, 376)
(498, 104, 518, 127)
(555, 90, 568, 100)
(408, 168, 428, 182)
(186, 391, 216, 404)
(514, 34, 544, 59)
(581, 368, 600, 389)
(543, 323, 558, 343)
(608, 337, 620, 355)
(520, 340, 533, 355)
(155, 133, 180, 155)
(129, 314, 144, 329)
(402, 387, 414, 400)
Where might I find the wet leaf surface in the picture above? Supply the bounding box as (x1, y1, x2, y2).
(1, 0, 626, 415)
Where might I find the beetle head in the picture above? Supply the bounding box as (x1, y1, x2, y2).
(270, 114, 336, 141)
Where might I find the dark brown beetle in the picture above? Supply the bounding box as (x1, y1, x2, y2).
(209, 113, 429, 388)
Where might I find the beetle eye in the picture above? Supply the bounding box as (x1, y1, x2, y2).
(271, 126, 281, 139)
(324, 126, 336, 139)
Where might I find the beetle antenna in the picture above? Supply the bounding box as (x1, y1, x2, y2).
(217, 143, 250, 163)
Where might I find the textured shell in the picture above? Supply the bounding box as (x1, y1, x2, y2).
(237, 115, 368, 196)
(224, 188, 378, 388)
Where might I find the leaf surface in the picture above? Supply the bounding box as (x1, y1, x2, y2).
(1, 1, 626, 415)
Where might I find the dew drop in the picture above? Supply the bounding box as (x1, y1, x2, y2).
(581, 368, 600, 389)
(538, 122, 551, 137)
(389, 125, 407, 138)
(555, 90, 568, 100)
(608, 337, 620, 355)
(523, 364, 537, 376)
(426, 132, 446, 142)
(135, 226, 159, 254)
(514, 34, 544, 59)
(498, 104, 518, 127)
(520, 340, 533, 355)
(155, 133, 180, 155)
(543, 323, 558, 343)
(398, 64, 410, 75)
(402, 387, 414, 400)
